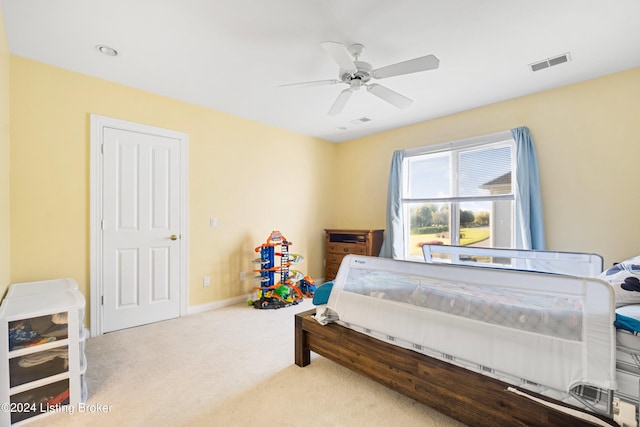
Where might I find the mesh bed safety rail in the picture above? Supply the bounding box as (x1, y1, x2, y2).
(322, 255, 617, 395)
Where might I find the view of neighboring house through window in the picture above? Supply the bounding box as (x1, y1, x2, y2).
(403, 135, 516, 261)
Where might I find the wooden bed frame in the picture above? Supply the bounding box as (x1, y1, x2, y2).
(294, 309, 617, 427)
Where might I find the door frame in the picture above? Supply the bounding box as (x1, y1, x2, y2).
(89, 114, 189, 336)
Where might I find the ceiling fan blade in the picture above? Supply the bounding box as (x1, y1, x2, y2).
(328, 88, 353, 116)
(372, 54, 440, 79)
(367, 83, 413, 109)
(278, 79, 340, 88)
(321, 41, 357, 73)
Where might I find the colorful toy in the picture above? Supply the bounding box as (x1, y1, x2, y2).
(299, 276, 316, 298)
(249, 230, 314, 309)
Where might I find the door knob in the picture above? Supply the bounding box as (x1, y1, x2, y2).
(170, 234, 178, 241)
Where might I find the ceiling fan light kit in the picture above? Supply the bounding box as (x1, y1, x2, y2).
(281, 41, 439, 116)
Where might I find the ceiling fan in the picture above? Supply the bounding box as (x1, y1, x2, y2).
(280, 41, 439, 116)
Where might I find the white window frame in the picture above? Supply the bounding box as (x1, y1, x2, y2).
(402, 130, 517, 261)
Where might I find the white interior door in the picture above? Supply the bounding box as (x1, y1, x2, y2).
(91, 115, 188, 335)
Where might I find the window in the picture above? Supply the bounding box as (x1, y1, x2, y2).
(402, 133, 516, 261)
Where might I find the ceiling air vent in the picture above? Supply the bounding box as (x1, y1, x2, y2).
(529, 52, 571, 72)
(350, 117, 372, 125)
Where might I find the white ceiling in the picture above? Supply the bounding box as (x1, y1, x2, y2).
(2, 0, 639, 143)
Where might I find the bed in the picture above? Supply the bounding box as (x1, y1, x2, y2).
(294, 246, 640, 427)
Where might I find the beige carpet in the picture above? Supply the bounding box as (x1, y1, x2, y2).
(30, 298, 465, 427)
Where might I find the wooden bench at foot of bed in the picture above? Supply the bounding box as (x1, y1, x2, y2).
(294, 309, 617, 427)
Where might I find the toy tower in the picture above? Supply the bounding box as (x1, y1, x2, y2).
(249, 230, 314, 309)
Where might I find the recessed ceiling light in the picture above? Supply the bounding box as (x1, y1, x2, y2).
(96, 45, 118, 57)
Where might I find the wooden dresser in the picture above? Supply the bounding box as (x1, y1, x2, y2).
(324, 229, 384, 281)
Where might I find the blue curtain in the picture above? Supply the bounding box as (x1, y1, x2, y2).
(379, 150, 406, 258)
(512, 126, 546, 250)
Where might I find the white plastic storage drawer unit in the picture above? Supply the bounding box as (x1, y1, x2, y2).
(1, 279, 87, 426)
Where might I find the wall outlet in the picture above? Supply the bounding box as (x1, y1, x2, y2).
(240, 271, 246, 281)
(210, 217, 217, 227)
(203, 276, 210, 287)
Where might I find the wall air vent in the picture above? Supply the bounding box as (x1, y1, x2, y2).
(529, 52, 571, 72)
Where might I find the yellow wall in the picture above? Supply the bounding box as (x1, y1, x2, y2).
(334, 67, 640, 268)
(6, 46, 640, 322)
(9, 56, 337, 321)
(0, 7, 10, 297)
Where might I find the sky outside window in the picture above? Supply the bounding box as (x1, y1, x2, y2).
(407, 145, 512, 210)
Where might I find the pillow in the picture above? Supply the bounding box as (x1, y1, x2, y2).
(312, 281, 334, 306)
(615, 305, 640, 333)
(598, 255, 640, 307)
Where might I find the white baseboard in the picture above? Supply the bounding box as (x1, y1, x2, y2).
(187, 293, 252, 315)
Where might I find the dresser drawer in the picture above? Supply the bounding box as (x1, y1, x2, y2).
(327, 252, 347, 265)
(325, 263, 341, 281)
(327, 243, 367, 255)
